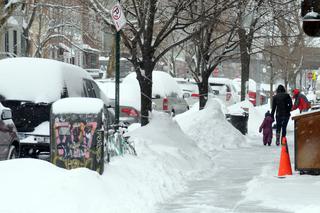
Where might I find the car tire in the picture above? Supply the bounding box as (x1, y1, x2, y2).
(7, 145, 17, 160)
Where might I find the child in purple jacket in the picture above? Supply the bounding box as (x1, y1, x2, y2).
(259, 111, 274, 146)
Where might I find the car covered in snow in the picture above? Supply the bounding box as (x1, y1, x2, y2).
(209, 77, 240, 106)
(232, 78, 268, 106)
(0, 57, 114, 158)
(175, 78, 216, 108)
(97, 71, 189, 124)
(96, 79, 140, 124)
(120, 71, 189, 118)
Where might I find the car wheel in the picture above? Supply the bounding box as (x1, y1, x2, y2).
(7, 145, 17, 160)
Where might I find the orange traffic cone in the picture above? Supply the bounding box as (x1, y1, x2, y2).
(278, 137, 292, 177)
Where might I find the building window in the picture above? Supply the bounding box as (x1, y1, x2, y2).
(90, 54, 97, 68)
(13, 30, 17, 55)
(5, 31, 9, 53)
(21, 34, 26, 56)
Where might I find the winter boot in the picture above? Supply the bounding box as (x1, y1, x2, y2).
(276, 133, 280, 146)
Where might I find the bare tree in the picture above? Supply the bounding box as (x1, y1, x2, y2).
(237, 0, 269, 101)
(0, 0, 23, 28)
(272, 1, 304, 89)
(184, 0, 239, 109)
(237, 0, 299, 101)
(88, 0, 207, 125)
(159, 33, 186, 77)
(21, 0, 38, 56)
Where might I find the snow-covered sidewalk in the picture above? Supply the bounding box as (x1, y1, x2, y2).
(156, 134, 294, 213)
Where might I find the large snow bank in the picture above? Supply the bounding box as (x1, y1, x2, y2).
(0, 111, 211, 213)
(175, 99, 248, 153)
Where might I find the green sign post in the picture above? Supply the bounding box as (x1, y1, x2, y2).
(111, 2, 127, 124)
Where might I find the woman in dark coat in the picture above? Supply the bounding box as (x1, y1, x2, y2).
(271, 85, 292, 145)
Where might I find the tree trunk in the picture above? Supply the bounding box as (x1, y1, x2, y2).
(238, 28, 250, 101)
(139, 77, 152, 126)
(138, 62, 154, 126)
(23, 29, 31, 56)
(269, 63, 274, 108)
(198, 78, 209, 110)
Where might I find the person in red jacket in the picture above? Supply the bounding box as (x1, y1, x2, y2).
(292, 89, 310, 113)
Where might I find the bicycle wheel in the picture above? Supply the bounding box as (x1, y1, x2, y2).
(123, 137, 137, 156)
(115, 132, 124, 155)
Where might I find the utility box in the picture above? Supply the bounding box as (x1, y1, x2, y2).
(292, 110, 320, 174)
(50, 98, 105, 174)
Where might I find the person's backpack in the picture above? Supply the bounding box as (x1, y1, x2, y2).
(300, 94, 311, 110)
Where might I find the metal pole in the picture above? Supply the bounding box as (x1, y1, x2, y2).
(115, 31, 120, 124)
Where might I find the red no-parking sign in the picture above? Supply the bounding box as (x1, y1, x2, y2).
(111, 3, 127, 31)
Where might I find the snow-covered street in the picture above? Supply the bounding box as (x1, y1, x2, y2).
(157, 134, 294, 213)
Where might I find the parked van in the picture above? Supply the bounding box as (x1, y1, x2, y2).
(0, 57, 114, 158)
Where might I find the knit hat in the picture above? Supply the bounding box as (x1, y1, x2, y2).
(293, 88, 300, 96)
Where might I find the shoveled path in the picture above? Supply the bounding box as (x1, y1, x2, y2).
(156, 133, 294, 213)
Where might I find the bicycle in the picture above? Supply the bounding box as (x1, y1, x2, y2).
(105, 123, 137, 162)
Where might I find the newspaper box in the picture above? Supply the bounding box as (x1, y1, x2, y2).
(50, 98, 104, 174)
(292, 110, 320, 174)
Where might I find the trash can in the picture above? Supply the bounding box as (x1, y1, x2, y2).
(292, 110, 320, 175)
(226, 112, 249, 135)
(50, 98, 105, 175)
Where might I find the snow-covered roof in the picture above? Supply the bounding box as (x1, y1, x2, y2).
(0, 57, 92, 103)
(7, 17, 19, 26)
(81, 44, 100, 53)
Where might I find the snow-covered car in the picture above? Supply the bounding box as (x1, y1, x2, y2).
(209, 77, 240, 106)
(232, 78, 268, 106)
(0, 102, 19, 160)
(122, 71, 189, 117)
(175, 78, 216, 107)
(96, 79, 140, 124)
(0, 57, 114, 158)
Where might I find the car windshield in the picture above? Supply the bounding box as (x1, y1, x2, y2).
(1, 100, 51, 132)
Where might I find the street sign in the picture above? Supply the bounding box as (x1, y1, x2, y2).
(111, 3, 127, 31)
(312, 71, 317, 81)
